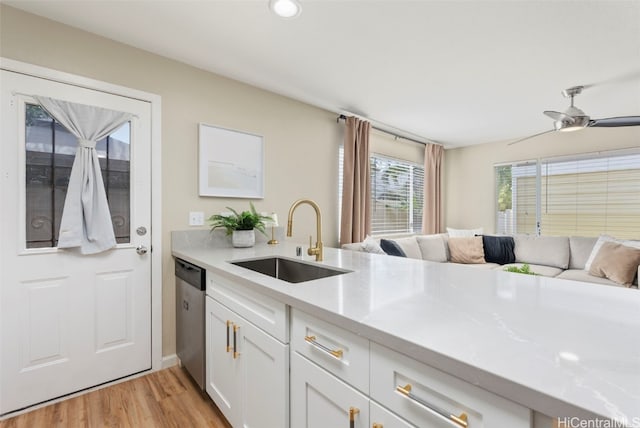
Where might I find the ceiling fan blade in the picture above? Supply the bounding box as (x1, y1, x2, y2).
(588, 116, 640, 127)
(508, 129, 555, 146)
(582, 70, 640, 90)
(543, 110, 574, 123)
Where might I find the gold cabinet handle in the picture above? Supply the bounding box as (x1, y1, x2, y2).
(304, 335, 343, 359)
(233, 324, 240, 359)
(226, 320, 232, 352)
(349, 406, 360, 428)
(396, 384, 468, 428)
(372, 424, 383, 428)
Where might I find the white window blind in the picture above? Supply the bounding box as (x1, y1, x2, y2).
(339, 148, 424, 236)
(495, 148, 640, 239)
(370, 154, 424, 235)
(540, 151, 640, 238)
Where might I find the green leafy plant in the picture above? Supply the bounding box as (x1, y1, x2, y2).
(208, 202, 271, 236)
(504, 264, 539, 276)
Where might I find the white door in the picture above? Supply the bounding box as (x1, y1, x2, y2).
(0, 70, 152, 415)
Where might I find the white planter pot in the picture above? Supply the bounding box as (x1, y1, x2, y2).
(232, 230, 255, 248)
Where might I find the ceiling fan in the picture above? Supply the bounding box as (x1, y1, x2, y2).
(509, 85, 640, 145)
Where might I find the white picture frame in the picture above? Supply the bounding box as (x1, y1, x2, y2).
(198, 123, 264, 198)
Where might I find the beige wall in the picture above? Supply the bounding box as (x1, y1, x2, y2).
(0, 5, 344, 358)
(444, 127, 640, 234)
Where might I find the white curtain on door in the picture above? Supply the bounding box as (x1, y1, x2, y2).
(34, 96, 133, 254)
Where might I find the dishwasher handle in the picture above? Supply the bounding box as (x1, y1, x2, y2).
(175, 258, 206, 290)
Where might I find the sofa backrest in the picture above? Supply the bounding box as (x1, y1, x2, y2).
(514, 235, 570, 269)
(568, 236, 598, 270)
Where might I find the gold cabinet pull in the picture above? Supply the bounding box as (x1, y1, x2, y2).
(226, 320, 232, 352)
(233, 324, 240, 359)
(372, 424, 383, 428)
(396, 384, 468, 428)
(349, 406, 360, 428)
(304, 335, 343, 359)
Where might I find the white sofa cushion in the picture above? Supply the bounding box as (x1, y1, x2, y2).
(568, 236, 597, 269)
(446, 227, 483, 237)
(556, 269, 626, 287)
(514, 235, 570, 269)
(393, 236, 423, 259)
(416, 234, 448, 262)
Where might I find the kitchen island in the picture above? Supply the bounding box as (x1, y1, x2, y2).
(172, 233, 640, 427)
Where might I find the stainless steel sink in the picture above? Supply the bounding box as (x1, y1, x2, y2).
(230, 256, 350, 283)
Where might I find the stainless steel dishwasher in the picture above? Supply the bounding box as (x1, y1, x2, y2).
(175, 258, 206, 389)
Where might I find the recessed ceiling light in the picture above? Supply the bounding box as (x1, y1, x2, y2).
(269, 0, 302, 19)
(558, 351, 580, 362)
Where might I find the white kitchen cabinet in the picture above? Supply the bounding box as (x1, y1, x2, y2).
(291, 352, 369, 428)
(370, 342, 530, 428)
(206, 287, 289, 427)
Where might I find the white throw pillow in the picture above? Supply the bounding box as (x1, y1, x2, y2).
(361, 235, 385, 254)
(393, 236, 423, 259)
(446, 227, 484, 238)
(585, 235, 640, 271)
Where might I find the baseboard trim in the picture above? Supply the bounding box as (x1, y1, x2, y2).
(162, 353, 178, 369)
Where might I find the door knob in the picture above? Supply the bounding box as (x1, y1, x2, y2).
(136, 245, 148, 255)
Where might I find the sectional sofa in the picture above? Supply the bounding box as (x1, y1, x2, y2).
(341, 233, 640, 288)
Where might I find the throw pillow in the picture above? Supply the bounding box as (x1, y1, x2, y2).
(481, 235, 515, 265)
(361, 235, 385, 254)
(393, 236, 423, 259)
(416, 235, 448, 262)
(448, 236, 486, 264)
(588, 241, 640, 286)
(446, 227, 484, 238)
(380, 239, 407, 257)
(585, 235, 640, 271)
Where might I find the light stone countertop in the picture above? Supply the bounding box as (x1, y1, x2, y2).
(172, 231, 640, 424)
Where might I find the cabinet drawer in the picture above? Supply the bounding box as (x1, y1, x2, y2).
(370, 400, 414, 428)
(292, 309, 369, 393)
(370, 343, 530, 428)
(207, 270, 288, 343)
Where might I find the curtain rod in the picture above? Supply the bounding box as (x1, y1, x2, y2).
(337, 114, 428, 146)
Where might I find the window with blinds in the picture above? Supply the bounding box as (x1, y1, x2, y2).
(495, 148, 640, 239)
(495, 161, 537, 235)
(339, 148, 424, 236)
(540, 151, 640, 238)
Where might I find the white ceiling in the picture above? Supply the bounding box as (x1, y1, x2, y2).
(5, 0, 640, 147)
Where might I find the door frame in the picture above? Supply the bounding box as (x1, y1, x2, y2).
(0, 57, 163, 372)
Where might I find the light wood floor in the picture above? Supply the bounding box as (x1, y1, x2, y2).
(0, 366, 231, 428)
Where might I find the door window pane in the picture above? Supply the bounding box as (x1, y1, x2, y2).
(25, 104, 131, 248)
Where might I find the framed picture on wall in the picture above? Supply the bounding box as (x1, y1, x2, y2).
(198, 123, 264, 198)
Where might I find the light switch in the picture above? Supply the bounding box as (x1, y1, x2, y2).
(189, 211, 205, 226)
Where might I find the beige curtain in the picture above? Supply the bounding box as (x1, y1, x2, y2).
(422, 143, 444, 234)
(340, 116, 371, 245)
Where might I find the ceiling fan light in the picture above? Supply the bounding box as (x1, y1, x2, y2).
(270, 0, 301, 18)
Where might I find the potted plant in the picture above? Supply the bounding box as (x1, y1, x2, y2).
(208, 202, 272, 248)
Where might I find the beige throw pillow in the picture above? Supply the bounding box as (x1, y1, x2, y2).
(448, 236, 486, 264)
(588, 241, 640, 286)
